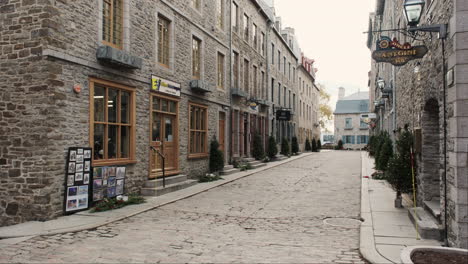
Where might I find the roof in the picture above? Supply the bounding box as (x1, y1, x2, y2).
(334, 92, 370, 114)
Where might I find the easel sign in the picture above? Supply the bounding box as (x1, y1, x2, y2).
(64, 147, 93, 214)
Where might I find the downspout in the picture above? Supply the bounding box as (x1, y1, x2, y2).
(229, 0, 233, 163)
(266, 19, 272, 137)
(391, 0, 397, 139)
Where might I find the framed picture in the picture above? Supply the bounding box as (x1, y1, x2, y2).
(116, 179, 124, 195)
(67, 199, 77, 209)
(107, 187, 116, 198)
(84, 150, 91, 159)
(116, 167, 126, 179)
(77, 148, 83, 155)
(68, 162, 76, 174)
(109, 167, 116, 177)
(93, 179, 102, 189)
(83, 173, 90, 184)
(78, 185, 88, 195)
(76, 155, 84, 163)
(75, 172, 83, 181)
(108, 177, 116, 187)
(93, 190, 103, 201)
(68, 186, 78, 197)
(84, 161, 90, 172)
(67, 175, 75, 186)
(93, 167, 102, 179)
(76, 163, 83, 172)
(78, 198, 88, 209)
(69, 151, 77, 162)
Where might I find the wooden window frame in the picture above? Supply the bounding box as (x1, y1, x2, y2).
(217, 0, 224, 29)
(188, 102, 209, 159)
(102, 0, 124, 49)
(192, 36, 202, 79)
(89, 78, 136, 166)
(158, 15, 171, 68)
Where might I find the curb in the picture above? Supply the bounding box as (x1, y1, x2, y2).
(0, 152, 315, 239)
(359, 152, 393, 264)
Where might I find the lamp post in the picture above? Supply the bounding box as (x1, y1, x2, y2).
(403, 0, 449, 246)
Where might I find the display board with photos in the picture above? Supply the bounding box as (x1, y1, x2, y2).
(64, 147, 93, 214)
(92, 166, 125, 202)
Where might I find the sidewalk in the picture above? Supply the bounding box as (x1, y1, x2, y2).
(0, 153, 315, 244)
(360, 152, 441, 263)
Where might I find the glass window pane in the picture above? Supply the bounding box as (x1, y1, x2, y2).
(94, 85, 105, 122)
(161, 99, 168, 112)
(169, 101, 176, 113)
(121, 91, 130, 124)
(200, 109, 205, 130)
(108, 88, 118, 123)
(121, 126, 130, 158)
(153, 97, 160, 111)
(195, 108, 199, 130)
(94, 124, 105, 160)
(165, 117, 173, 142)
(108, 125, 118, 159)
(190, 106, 195, 129)
(152, 113, 161, 142)
(190, 131, 195, 153)
(201, 132, 205, 153)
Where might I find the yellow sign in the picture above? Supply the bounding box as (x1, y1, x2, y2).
(151, 75, 181, 97)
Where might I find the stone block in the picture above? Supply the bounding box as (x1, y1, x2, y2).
(454, 11, 468, 32)
(454, 32, 468, 52)
(456, 0, 468, 11)
(455, 64, 468, 84)
(454, 100, 468, 117)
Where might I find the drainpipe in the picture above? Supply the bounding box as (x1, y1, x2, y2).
(229, 0, 233, 163)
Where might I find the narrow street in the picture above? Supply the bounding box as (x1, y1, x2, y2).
(0, 151, 367, 263)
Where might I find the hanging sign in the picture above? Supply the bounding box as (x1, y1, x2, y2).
(276, 109, 291, 121)
(64, 147, 93, 214)
(372, 36, 428, 66)
(151, 75, 181, 97)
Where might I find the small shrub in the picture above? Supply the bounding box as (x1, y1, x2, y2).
(91, 195, 145, 213)
(209, 137, 224, 173)
(305, 138, 312, 151)
(317, 139, 322, 150)
(267, 136, 278, 159)
(280, 137, 290, 156)
(311, 138, 317, 152)
(252, 133, 265, 160)
(291, 136, 299, 155)
(376, 135, 393, 171)
(199, 173, 223, 183)
(337, 140, 343, 150)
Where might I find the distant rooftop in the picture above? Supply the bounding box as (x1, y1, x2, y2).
(341, 91, 369, 101)
(334, 92, 370, 114)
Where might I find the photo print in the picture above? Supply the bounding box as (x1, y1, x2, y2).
(93, 179, 102, 189)
(76, 163, 83, 172)
(109, 167, 116, 177)
(103, 167, 109, 180)
(83, 173, 90, 184)
(107, 187, 116, 198)
(69, 150, 77, 162)
(67, 199, 77, 209)
(116, 167, 126, 179)
(93, 190, 103, 201)
(77, 148, 83, 155)
(75, 172, 83, 181)
(67, 175, 75, 186)
(116, 179, 124, 195)
(108, 177, 116, 187)
(78, 198, 88, 208)
(84, 150, 91, 159)
(76, 155, 84, 163)
(84, 161, 90, 172)
(78, 185, 88, 196)
(68, 186, 78, 196)
(93, 167, 102, 179)
(68, 162, 75, 174)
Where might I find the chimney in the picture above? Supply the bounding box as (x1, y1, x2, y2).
(338, 87, 345, 100)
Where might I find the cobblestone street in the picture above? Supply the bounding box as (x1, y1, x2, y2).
(0, 151, 367, 263)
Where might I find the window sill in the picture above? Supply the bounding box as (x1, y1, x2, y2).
(93, 159, 137, 167)
(344, 128, 353, 130)
(188, 153, 209, 160)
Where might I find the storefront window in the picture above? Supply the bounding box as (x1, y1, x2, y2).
(90, 78, 135, 165)
(189, 103, 208, 158)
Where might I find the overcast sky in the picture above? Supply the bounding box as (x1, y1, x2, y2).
(274, 0, 375, 111)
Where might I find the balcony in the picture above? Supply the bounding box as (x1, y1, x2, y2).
(231, 88, 248, 98)
(190, 80, 211, 93)
(96, 45, 142, 69)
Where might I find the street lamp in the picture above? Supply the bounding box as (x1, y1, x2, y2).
(403, 0, 425, 27)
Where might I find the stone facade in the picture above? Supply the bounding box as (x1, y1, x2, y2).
(0, 0, 321, 226)
(368, 0, 467, 248)
(334, 114, 370, 150)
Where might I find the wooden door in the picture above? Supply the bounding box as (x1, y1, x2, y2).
(218, 113, 225, 162)
(150, 95, 179, 179)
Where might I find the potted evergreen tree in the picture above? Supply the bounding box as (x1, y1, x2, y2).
(311, 138, 317, 152)
(280, 137, 290, 156)
(209, 137, 224, 175)
(267, 136, 278, 159)
(291, 136, 299, 155)
(317, 139, 322, 151)
(252, 133, 265, 160)
(305, 138, 312, 151)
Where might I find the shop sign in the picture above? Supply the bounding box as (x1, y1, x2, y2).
(372, 36, 428, 66)
(276, 109, 291, 121)
(151, 75, 181, 97)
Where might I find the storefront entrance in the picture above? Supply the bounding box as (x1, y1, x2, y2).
(218, 112, 226, 162)
(150, 94, 179, 178)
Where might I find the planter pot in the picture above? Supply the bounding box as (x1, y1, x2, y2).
(401, 246, 468, 264)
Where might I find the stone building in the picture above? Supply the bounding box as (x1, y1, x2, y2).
(334, 90, 370, 150)
(368, 0, 467, 248)
(297, 54, 320, 151)
(0, 0, 321, 226)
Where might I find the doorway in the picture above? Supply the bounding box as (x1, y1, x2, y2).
(218, 112, 226, 162)
(150, 95, 179, 178)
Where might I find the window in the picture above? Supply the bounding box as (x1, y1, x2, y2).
(252, 23, 258, 48)
(189, 103, 208, 158)
(261, 71, 265, 99)
(90, 78, 135, 165)
(283, 87, 286, 106)
(299, 100, 302, 116)
(233, 51, 239, 88)
(243, 59, 249, 93)
(232, 2, 238, 32)
(191, 0, 201, 10)
(102, 0, 123, 49)
(293, 93, 296, 111)
(271, 78, 275, 102)
(261, 32, 265, 56)
(217, 0, 224, 29)
(271, 43, 275, 64)
(192, 37, 201, 79)
(288, 90, 291, 108)
(253, 65, 258, 97)
(278, 83, 281, 105)
(277, 50, 281, 68)
(345, 118, 353, 129)
(357, 135, 369, 144)
(283, 57, 286, 75)
(288, 62, 291, 80)
(217, 52, 225, 89)
(343, 135, 355, 144)
(243, 14, 249, 41)
(158, 15, 170, 67)
(293, 67, 295, 83)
